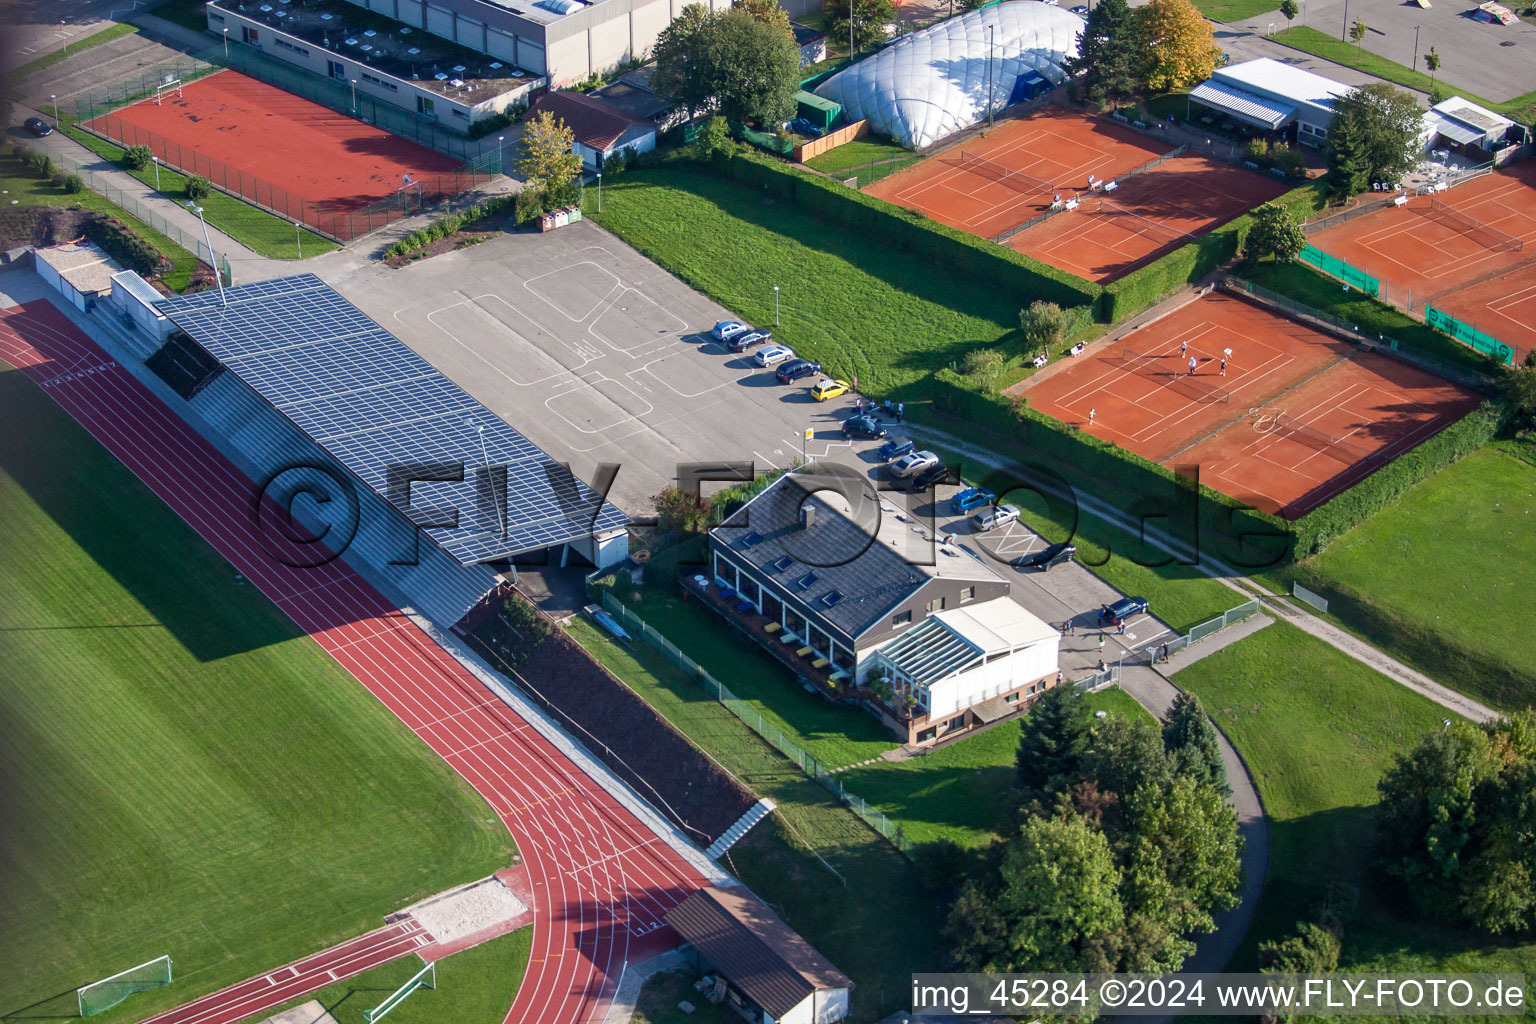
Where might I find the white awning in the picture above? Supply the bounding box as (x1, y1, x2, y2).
(1190, 79, 1296, 130)
(1427, 111, 1485, 145)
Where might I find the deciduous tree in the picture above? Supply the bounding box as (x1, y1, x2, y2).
(1019, 300, 1071, 356)
(1279, 0, 1299, 22)
(516, 110, 583, 211)
(733, 0, 795, 38)
(711, 9, 803, 125)
(825, 0, 897, 54)
(1260, 922, 1341, 973)
(961, 347, 1006, 392)
(1135, 0, 1222, 92)
(1326, 83, 1421, 197)
(651, 3, 718, 120)
(1243, 201, 1308, 264)
(1348, 17, 1367, 48)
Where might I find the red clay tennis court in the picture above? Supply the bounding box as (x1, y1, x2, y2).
(1433, 263, 1536, 365)
(865, 107, 1172, 242)
(1004, 153, 1290, 282)
(1020, 290, 1482, 517)
(1308, 163, 1536, 323)
(84, 71, 470, 240)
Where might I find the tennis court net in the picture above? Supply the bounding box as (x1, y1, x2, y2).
(1420, 197, 1524, 254)
(1119, 348, 1232, 403)
(956, 150, 1053, 196)
(1271, 412, 1373, 461)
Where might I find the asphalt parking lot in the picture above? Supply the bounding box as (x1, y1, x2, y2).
(337, 220, 893, 514)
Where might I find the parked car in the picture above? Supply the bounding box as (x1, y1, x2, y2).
(810, 378, 852, 402)
(1015, 541, 1077, 572)
(726, 329, 772, 352)
(23, 116, 52, 137)
(890, 449, 939, 477)
(842, 414, 887, 439)
(878, 436, 915, 462)
(775, 359, 822, 383)
(1099, 596, 1149, 625)
(755, 344, 795, 367)
(1070, 4, 1089, 12)
(950, 486, 996, 515)
(711, 320, 750, 342)
(972, 504, 1020, 532)
(905, 462, 953, 492)
(787, 117, 823, 137)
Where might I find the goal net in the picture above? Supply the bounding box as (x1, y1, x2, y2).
(152, 77, 183, 105)
(78, 956, 172, 1017)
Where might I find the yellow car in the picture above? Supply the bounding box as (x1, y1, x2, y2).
(810, 378, 852, 402)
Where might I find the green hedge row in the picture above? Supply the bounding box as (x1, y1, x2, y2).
(928, 367, 1291, 564)
(1288, 399, 1507, 557)
(1100, 180, 1327, 323)
(706, 152, 1103, 314)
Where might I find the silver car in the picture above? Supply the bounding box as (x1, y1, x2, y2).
(755, 345, 795, 367)
(890, 450, 939, 478)
(972, 504, 1020, 532)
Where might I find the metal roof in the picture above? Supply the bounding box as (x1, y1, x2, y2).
(877, 598, 1055, 685)
(1189, 79, 1295, 130)
(1212, 58, 1350, 116)
(1426, 111, 1484, 145)
(666, 886, 852, 1019)
(1432, 96, 1515, 134)
(158, 274, 628, 565)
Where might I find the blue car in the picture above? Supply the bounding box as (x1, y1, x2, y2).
(877, 436, 914, 461)
(950, 486, 996, 515)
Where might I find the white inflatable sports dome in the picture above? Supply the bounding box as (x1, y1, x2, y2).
(814, 2, 1083, 150)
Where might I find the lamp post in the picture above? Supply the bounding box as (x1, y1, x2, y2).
(465, 419, 507, 537)
(1412, 24, 1421, 70)
(222, 27, 229, 58)
(497, 134, 505, 174)
(350, 79, 358, 113)
(50, 94, 57, 124)
(1341, 0, 1349, 41)
(294, 220, 302, 258)
(151, 155, 161, 191)
(185, 201, 226, 307)
(596, 171, 602, 213)
(774, 285, 780, 326)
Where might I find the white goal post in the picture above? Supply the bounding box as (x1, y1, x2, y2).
(77, 955, 173, 1017)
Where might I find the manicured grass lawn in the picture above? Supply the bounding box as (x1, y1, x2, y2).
(1, 150, 203, 292)
(1191, 0, 1283, 22)
(1273, 26, 1536, 123)
(60, 123, 337, 260)
(805, 136, 917, 175)
(1175, 623, 1536, 997)
(586, 167, 1020, 395)
(633, 968, 747, 1024)
(1291, 444, 1536, 709)
(621, 584, 897, 770)
(1240, 260, 1498, 375)
(0, 367, 512, 1023)
(231, 928, 531, 1024)
(568, 616, 942, 1023)
(838, 686, 1152, 848)
(7, 23, 139, 85)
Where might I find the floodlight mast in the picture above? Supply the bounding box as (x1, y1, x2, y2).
(185, 201, 227, 307)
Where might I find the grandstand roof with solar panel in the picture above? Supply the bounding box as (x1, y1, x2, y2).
(156, 274, 629, 581)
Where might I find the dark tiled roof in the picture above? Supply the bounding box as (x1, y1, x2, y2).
(666, 886, 852, 1019)
(713, 474, 926, 640)
(530, 91, 645, 151)
(591, 80, 674, 122)
(792, 22, 826, 45)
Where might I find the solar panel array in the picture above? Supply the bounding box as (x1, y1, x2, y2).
(158, 274, 628, 564)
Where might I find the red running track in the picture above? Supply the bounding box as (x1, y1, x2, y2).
(140, 921, 431, 1024)
(0, 299, 708, 1024)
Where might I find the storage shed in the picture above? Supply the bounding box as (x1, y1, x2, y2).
(667, 886, 852, 1024)
(795, 91, 842, 132)
(33, 239, 121, 313)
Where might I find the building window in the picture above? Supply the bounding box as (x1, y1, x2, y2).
(275, 38, 311, 57)
(452, 108, 468, 119)
(1005, 692, 1019, 703)
(960, 586, 975, 603)
(328, 60, 346, 81)
(893, 610, 912, 626)
(242, 25, 259, 44)
(417, 95, 436, 117)
(926, 596, 945, 614)
(917, 727, 937, 743)
(359, 71, 397, 92)
(209, 11, 224, 22)
(949, 715, 966, 731)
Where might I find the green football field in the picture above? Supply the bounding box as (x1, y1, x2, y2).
(0, 365, 514, 1022)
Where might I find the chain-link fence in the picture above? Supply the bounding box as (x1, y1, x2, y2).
(1292, 582, 1329, 614)
(12, 140, 232, 285)
(596, 589, 914, 854)
(1136, 599, 1261, 665)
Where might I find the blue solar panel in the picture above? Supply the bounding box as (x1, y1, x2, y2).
(161, 274, 628, 563)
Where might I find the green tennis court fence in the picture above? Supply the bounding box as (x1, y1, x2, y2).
(1292, 582, 1329, 614)
(1425, 305, 1516, 366)
(1299, 243, 1381, 297)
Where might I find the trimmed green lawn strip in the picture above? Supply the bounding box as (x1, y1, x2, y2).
(60, 123, 337, 260)
(1192, 0, 1285, 22)
(1, 150, 203, 292)
(1292, 444, 1536, 709)
(805, 137, 917, 174)
(1272, 26, 1536, 122)
(7, 23, 140, 86)
(567, 617, 940, 1023)
(1175, 623, 1536, 1012)
(634, 968, 752, 1024)
(0, 367, 511, 1023)
(231, 927, 532, 1024)
(587, 168, 1020, 394)
(837, 687, 1152, 848)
